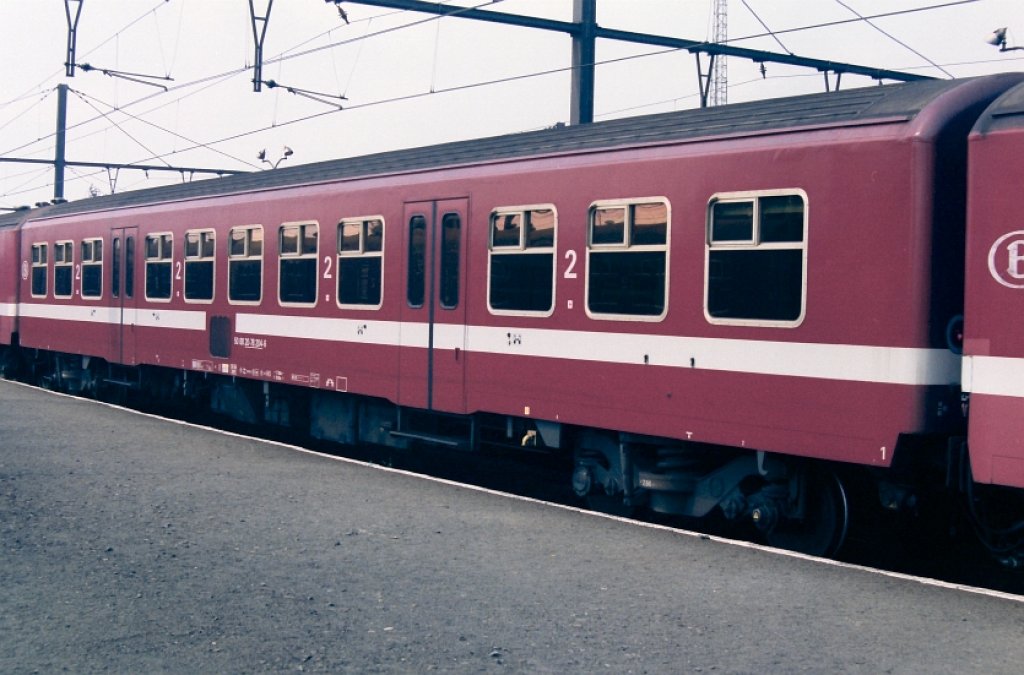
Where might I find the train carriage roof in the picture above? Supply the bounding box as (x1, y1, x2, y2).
(31, 74, 1024, 220)
(972, 80, 1024, 134)
(0, 208, 35, 230)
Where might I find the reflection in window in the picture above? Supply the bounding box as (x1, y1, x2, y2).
(587, 200, 668, 318)
(185, 230, 215, 302)
(338, 217, 384, 307)
(279, 222, 318, 305)
(54, 241, 73, 298)
(229, 226, 263, 303)
(81, 238, 103, 299)
(31, 243, 47, 297)
(706, 193, 806, 324)
(591, 206, 625, 246)
(488, 207, 555, 314)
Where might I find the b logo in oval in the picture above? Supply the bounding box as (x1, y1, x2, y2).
(988, 231, 1024, 289)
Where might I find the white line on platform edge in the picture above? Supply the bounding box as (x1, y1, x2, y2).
(8, 379, 1023, 606)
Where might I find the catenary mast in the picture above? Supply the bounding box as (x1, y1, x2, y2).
(710, 0, 728, 106)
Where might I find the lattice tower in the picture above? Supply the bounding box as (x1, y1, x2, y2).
(710, 0, 728, 106)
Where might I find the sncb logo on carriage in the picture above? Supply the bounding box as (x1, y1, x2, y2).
(988, 230, 1024, 289)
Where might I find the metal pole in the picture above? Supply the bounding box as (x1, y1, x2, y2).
(249, 0, 274, 92)
(570, 0, 596, 125)
(64, 0, 83, 77)
(54, 84, 68, 201)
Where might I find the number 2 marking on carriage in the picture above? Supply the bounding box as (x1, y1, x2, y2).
(563, 250, 578, 279)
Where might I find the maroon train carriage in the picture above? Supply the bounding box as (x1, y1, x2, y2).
(963, 81, 1024, 558)
(7, 73, 1024, 558)
(0, 208, 32, 375)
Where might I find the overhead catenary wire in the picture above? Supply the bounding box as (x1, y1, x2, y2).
(0, 89, 56, 137)
(0, 0, 999, 201)
(832, 0, 954, 79)
(0, 0, 492, 159)
(1, 164, 56, 200)
(740, 0, 792, 55)
(1, 0, 174, 110)
(0, 66, 246, 159)
(53, 18, 1001, 174)
(7, 10, 999, 189)
(71, 89, 261, 170)
(70, 89, 174, 169)
(38, 0, 989, 149)
(341, 16, 372, 98)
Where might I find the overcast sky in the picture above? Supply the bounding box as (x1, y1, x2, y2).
(1, 0, 1022, 208)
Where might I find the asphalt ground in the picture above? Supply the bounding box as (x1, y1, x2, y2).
(1, 379, 1023, 674)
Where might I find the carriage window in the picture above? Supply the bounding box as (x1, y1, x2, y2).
(278, 222, 318, 306)
(229, 226, 263, 303)
(706, 192, 806, 325)
(125, 236, 135, 299)
(337, 217, 384, 308)
(112, 238, 121, 299)
(144, 233, 172, 301)
(591, 206, 625, 246)
(488, 206, 556, 314)
(54, 241, 73, 298)
(184, 229, 215, 302)
(586, 199, 668, 319)
(439, 213, 461, 309)
(30, 243, 47, 297)
(407, 215, 426, 307)
(81, 238, 103, 299)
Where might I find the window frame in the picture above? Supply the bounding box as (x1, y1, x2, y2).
(277, 220, 319, 308)
(406, 215, 427, 308)
(228, 225, 264, 306)
(53, 240, 74, 299)
(486, 204, 557, 317)
(336, 216, 385, 310)
(30, 242, 48, 298)
(703, 189, 808, 328)
(143, 232, 174, 303)
(183, 228, 216, 304)
(584, 197, 670, 322)
(79, 237, 104, 300)
(438, 212, 461, 310)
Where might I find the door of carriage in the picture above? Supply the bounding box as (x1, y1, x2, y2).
(398, 198, 468, 413)
(110, 226, 138, 365)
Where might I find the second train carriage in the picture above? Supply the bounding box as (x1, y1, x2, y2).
(963, 79, 1024, 539)
(0, 209, 28, 375)
(6, 73, 1024, 556)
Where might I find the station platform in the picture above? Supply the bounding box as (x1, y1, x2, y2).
(1, 379, 1022, 673)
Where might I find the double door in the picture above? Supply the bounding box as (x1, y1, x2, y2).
(399, 199, 468, 412)
(110, 226, 138, 365)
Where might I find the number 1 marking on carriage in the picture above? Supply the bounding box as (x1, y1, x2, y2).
(881, 446, 887, 461)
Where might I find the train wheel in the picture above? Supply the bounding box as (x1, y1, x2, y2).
(572, 439, 636, 518)
(762, 469, 850, 557)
